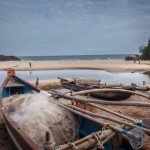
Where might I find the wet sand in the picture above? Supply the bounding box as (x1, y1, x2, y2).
(0, 60, 150, 73)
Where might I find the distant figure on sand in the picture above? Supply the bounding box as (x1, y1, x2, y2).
(134, 57, 137, 64)
(36, 77, 39, 88)
(134, 58, 136, 64)
(133, 55, 140, 64)
(136, 55, 141, 64)
(138, 58, 141, 64)
(29, 61, 32, 69)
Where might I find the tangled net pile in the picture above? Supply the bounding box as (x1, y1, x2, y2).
(3, 93, 79, 147)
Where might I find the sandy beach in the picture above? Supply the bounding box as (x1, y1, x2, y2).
(0, 59, 150, 73)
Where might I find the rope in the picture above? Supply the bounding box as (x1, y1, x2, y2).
(102, 123, 110, 131)
(88, 135, 94, 145)
(92, 133, 104, 150)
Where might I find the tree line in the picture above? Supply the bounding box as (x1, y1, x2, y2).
(139, 39, 150, 60)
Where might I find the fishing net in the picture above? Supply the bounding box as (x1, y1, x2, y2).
(3, 93, 79, 147)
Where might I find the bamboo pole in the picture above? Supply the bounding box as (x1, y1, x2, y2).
(57, 129, 113, 150)
(88, 103, 136, 123)
(50, 89, 137, 124)
(114, 86, 149, 91)
(51, 100, 141, 141)
(53, 100, 115, 150)
(49, 90, 150, 107)
(67, 104, 150, 134)
(70, 88, 150, 99)
(50, 90, 150, 130)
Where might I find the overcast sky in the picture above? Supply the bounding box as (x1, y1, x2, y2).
(0, 0, 150, 56)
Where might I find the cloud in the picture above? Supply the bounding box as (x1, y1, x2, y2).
(0, 0, 150, 55)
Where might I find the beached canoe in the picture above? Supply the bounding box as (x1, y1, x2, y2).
(59, 77, 132, 100)
(0, 69, 146, 150)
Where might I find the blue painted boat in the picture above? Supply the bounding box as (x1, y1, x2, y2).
(0, 68, 143, 150)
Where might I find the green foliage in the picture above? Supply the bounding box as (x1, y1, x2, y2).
(139, 39, 150, 60)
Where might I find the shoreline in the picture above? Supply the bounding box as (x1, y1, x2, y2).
(0, 59, 150, 73)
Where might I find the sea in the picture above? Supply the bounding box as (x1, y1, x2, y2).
(18, 54, 134, 61)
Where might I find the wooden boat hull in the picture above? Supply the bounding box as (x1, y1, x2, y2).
(61, 81, 132, 100)
(0, 69, 40, 150)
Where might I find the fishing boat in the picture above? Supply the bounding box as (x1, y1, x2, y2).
(59, 77, 132, 100)
(0, 68, 40, 149)
(0, 69, 147, 150)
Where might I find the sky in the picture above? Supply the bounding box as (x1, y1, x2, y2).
(0, 0, 150, 56)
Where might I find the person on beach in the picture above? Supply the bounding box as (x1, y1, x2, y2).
(29, 61, 32, 69)
(36, 77, 39, 88)
(134, 57, 136, 64)
(138, 58, 141, 64)
(98, 80, 101, 87)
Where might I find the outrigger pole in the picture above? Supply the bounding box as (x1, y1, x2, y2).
(49, 90, 150, 107)
(66, 104, 150, 134)
(51, 100, 145, 150)
(70, 88, 150, 99)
